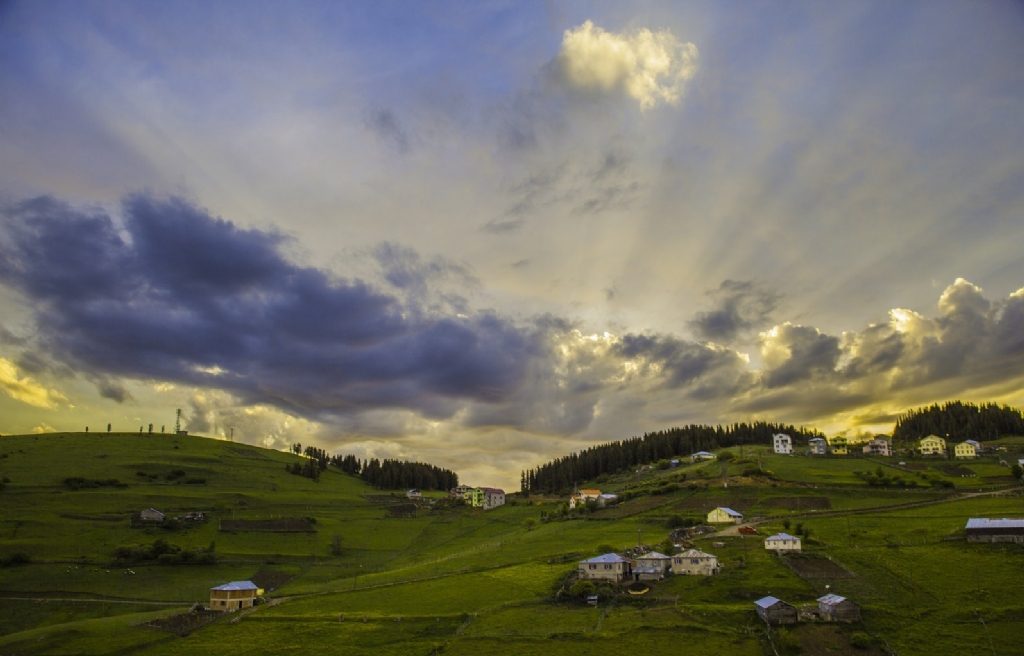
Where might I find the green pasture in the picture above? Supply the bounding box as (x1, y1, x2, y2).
(1, 432, 1022, 655)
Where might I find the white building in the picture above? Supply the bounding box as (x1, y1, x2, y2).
(481, 487, 505, 510)
(764, 532, 802, 552)
(671, 549, 720, 576)
(773, 433, 793, 455)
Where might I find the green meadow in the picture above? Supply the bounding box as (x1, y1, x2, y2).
(1, 432, 1022, 655)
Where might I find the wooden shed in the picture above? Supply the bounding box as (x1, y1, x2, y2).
(754, 596, 797, 625)
(817, 594, 861, 622)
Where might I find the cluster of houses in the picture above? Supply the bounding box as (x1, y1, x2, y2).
(448, 485, 506, 510)
(578, 547, 722, 584)
(805, 434, 983, 459)
(568, 489, 619, 509)
(755, 594, 861, 624)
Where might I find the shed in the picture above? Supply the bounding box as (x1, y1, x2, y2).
(817, 594, 861, 622)
(965, 518, 1024, 544)
(754, 596, 797, 625)
(139, 508, 165, 522)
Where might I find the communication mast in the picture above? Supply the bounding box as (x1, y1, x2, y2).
(175, 408, 182, 434)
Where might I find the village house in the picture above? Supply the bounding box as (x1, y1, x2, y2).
(764, 532, 802, 552)
(754, 596, 798, 625)
(633, 551, 672, 581)
(773, 433, 793, 454)
(691, 451, 717, 462)
(139, 508, 165, 523)
(919, 435, 947, 457)
(964, 439, 981, 453)
(862, 438, 892, 457)
(472, 487, 505, 510)
(828, 436, 848, 455)
(209, 580, 263, 611)
(671, 548, 720, 576)
(817, 594, 862, 622)
(965, 518, 1024, 544)
(596, 493, 618, 508)
(406, 489, 422, 499)
(569, 489, 602, 510)
(707, 507, 743, 524)
(450, 485, 471, 499)
(578, 553, 633, 584)
(808, 437, 827, 455)
(954, 441, 978, 459)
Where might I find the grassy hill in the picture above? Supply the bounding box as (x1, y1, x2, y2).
(1, 433, 1023, 655)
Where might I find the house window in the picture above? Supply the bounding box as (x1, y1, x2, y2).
(604, 564, 612, 570)
(691, 559, 699, 564)
(589, 564, 596, 570)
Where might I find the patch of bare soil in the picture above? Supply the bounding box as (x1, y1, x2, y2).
(250, 568, 294, 592)
(759, 496, 832, 510)
(939, 465, 976, 477)
(782, 556, 856, 579)
(219, 518, 315, 532)
(138, 609, 221, 636)
(795, 624, 888, 655)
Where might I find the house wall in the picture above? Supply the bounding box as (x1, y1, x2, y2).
(757, 604, 797, 625)
(707, 509, 740, 524)
(579, 562, 630, 583)
(765, 539, 801, 552)
(210, 590, 256, 611)
(967, 531, 1024, 544)
(671, 556, 719, 575)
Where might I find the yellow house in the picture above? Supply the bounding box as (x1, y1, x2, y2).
(707, 507, 743, 524)
(919, 435, 947, 457)
(828, 436, 848, 456)
(954, 442, 978, 459)
(210, 581, 263, 611)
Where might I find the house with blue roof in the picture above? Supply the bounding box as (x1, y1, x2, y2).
(691, 451, 717, 463)
(707, 507, 743, 524)
(210, 580, 263, 611)
(578, 553, 632, 584)
(764, 532, 801, 552)
(754, 596, 797, 624)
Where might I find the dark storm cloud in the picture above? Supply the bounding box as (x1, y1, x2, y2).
(96, 378, 132, 403)
(614, 333, 750, 394)
(688, 280, 780, 343)
(760, 324, 842, 389)
(0, 195, 536, 420)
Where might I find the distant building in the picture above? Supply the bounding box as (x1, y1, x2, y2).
(691, 451, 717, 462)
(707, 507, 743, 524)
(139, 508, 165, 523)
(596, 493, 618, 508)
(817, 594, 861, 622)
(808, 438, 827, 455)
(965, 518, 1024, 544)
(919, 435, 947, 457)
(479, 483, 503, 509)
(578, 553, 632, 584)
(210, 580, 262, 611)
(773, 433, 792, 455)
(671, 549, 720, 576)
(764, 533, 801, 552)
(954, 442, 978, 459)
(829, 436, 848, 456)
(450, 485, 472, 499)
(754, 596, 797, 625)
(633, 552, 672, 581)
(406, 489, 422, 499)
(862, 438, 892, 457)
(569, 489, 602, 509)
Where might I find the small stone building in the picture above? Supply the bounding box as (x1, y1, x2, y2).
(139, 508, 165, 523)
(754, 596, 797, 624)
(671, 548, 720, 576)
(632, 551, 672, 581)
(817, 594, 861, 622)
(578, 553, 632, 584)
(210, 580, 262, 611)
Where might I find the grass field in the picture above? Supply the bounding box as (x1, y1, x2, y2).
(1, 432, 1022, 655)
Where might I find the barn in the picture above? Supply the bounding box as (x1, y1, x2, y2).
(817, 594, 861, 622)
(754, 596, 797, 625)
(965, 518, 1024, 544)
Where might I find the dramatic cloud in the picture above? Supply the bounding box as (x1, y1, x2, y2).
(0, 356, 66, 409)
(0, 195, 536, 421)
(688, 280, 781, 343)
(552, 20, 699, 110)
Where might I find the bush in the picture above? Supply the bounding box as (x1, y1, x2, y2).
(850, 632, 872, 649)
(0, 552, 31, 567)
(569, 580, 596, 598)
(717, 450, 736, 462)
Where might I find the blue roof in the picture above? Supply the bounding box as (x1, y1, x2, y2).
(755, 596, 784, 609)
(211, 580, 258, 591)
(817, 593, 847, 606)
(966, 518, 1024, 530)
(964, 439, 980, 445)
(581, 553, 630, 564)
(692, 451, 716, 456)
(716, 507, 742, 517)
(770, 528, 798, 540)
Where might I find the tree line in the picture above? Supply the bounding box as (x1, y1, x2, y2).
(288, 443, 458, 490)
(892, 400, 1024, 444)
(521, 422, 825, 494)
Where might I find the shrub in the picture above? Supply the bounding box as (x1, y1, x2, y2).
(717, 450, 736, 462)
(569, 580, 596, 598)
(850, 632, 872, 649)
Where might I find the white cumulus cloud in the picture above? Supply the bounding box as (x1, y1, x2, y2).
(554, 20, 699, 110)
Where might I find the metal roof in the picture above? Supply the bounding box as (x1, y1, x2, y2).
(966, 518, 1024, 530)
(692, 451, 716, 456)
(677, 549, 714, 558)
(817, 594, 848, 606)
(211, 580, 258, 591)
(581, 553, 631, 564)
(636, 551, 671, 560)
(754, 596, 786, 609)
(765, 533, 799, 541)
(716, 507, 743, 517)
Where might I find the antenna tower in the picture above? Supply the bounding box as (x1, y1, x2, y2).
(175, 408, 182, 434)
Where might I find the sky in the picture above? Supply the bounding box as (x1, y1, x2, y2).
(1, 1, 1023, 490)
